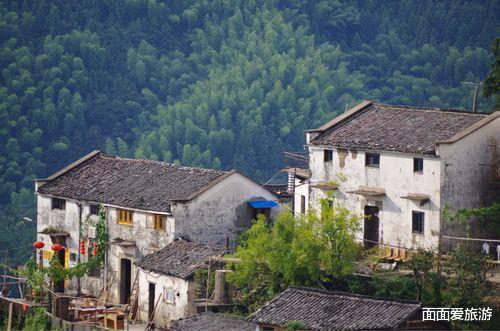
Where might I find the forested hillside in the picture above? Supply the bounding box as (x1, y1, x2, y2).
(0, 0, 498, 261)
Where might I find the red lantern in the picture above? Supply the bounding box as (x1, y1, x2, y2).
(33, 241, 44, 249)
(92, 242, 98, 257)
(80, 240, 86, 255)
(51, 244, 63, 252)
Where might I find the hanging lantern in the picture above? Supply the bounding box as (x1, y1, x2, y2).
(51, 243, 63, 252)
(33, 241, 44, 249)
(80, 240, 86, 255)
(92, 242, 98, 257)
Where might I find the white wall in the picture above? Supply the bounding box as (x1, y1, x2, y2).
(438, 116, 500, 241)
(308, 146, 442, 249)
(173, 172, 280, 248)
(293, 176, 309, 215)
(136, 269, 195, 327)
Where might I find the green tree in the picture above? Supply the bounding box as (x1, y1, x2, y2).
(228, 203, 361, 310)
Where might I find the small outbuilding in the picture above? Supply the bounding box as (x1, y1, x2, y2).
(134, 239, 226, 327)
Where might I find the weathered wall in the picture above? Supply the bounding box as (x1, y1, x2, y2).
(438, 117, 500, 242)
(293, 176, 309, 216)
(136, 269, 195, 327)
(172, 172, 280, 248)
(308, 146, 442, 249)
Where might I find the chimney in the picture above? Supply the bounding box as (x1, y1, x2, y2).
(213, 270, 234, 304)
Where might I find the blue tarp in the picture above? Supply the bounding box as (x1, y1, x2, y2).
(247, 200, 279, 208)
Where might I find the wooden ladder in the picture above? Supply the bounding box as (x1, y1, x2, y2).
(127, 269, 140, 321)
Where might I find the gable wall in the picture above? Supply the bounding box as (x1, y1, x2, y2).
(172, 172, 280, 248)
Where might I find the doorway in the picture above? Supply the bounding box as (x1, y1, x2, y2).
(119, 258, 132, 304)
(148, 283, 156, 320)
(54, 249, 66, 293)
(363, 206, 379, 249)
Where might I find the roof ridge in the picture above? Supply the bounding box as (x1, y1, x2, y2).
(103, 154, 228, 174)
(373, 102, 488, 116)
(287, 286, 420, 305)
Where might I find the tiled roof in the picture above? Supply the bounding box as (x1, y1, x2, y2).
(36, 151, 230, 213)
(310, 102, 488, 155)
(134, 239, 225, 279)
(170, 312, 255, 331)
(248, 287, 421, 330)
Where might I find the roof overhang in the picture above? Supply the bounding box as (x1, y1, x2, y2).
(310, 181, 339, 190)
(283, 167, 311, 179)
(110, 239, 136, 248)
(400, 193, 431, 206)
(347, 186, 385, 197)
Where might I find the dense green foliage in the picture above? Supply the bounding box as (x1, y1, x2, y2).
(228, 204, 361, 310)
(0, 1, 498, 262)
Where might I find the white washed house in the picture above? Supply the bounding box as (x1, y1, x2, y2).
(133, 239, 225, 327)
(34, 151, 279, 304)
(294, 101, 499, 250)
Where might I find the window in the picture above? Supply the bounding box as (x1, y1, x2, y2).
(51, 198, 66, 210)
(153, 214, 165, 230)
(300, 195, 306, 214)
(365, 153, 380, 167)
(89, 204, 99, 215)
(117, 209, 133, 225)
(412, 211, 424, 234)
(323, 149, 333, 162)
(414, 158, 424, 172)
(164, 288, 175, 304)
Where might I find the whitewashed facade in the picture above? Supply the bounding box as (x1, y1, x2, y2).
(295, 101, 500, 250)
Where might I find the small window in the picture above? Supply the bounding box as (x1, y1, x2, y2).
(323, 149, 333, 162)
(52, 198, 66, 210)
(365, 153, 380, 167)
(117, 209, 133, 225)
(153, 214, 165, 230)
(412, 211, 424, 234)
(89, 204, 99, 215)
(414, 158, 424, 172)
(164, 288, 175, 304)
(300, 195, 306, 214)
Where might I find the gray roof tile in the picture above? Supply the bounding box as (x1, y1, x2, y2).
(310, 103, 487, 155)
(171, 312, 255, 331)
(248, 286, 421, 330)
(135, 239, 225, 279)
(37, 152, 229, 213)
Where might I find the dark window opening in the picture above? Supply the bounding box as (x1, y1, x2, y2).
(414, 158, 424, 172)
(89, 204, 99, 215)
(365, 153, 380, 167)
(412, 211, 424, 234)
(323, 149, 333, 162)
(52, 198, 66, 210)
(300, 195, 306, 214)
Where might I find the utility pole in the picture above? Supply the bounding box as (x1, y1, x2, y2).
(464, 81, 483, 113)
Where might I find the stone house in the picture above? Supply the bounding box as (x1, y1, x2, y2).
(293, 101, 499, 250)
(248, 286, 421, 330)
(34, 150, 279, 302)
(133, 239, 226, 327)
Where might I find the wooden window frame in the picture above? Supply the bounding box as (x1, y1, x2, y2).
(117, 209, 133, 225)
(412, 211, 424, 234)
(153, 214, 165, 230)
(365, 153, 380, 167)
(51, 198, 66, 210)
(323, 149, 333, 162)
(413, 157, 424, 173)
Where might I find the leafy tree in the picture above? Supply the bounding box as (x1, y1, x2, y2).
(483, 37, 500, 109)
(228, 203, 361, 310)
